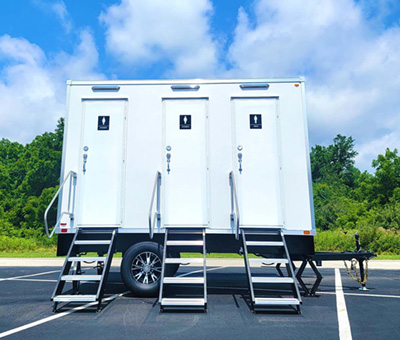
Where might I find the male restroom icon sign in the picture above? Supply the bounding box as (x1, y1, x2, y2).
(249, 114, 262, 129)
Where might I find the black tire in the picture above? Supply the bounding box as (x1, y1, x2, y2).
(121, 242, 179, 297)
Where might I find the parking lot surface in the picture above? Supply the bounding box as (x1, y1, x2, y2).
(0, 261, 399, 340)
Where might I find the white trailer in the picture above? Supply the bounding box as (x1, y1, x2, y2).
(45, 78, 315, 312)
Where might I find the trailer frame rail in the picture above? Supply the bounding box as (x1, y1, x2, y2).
(294, 251, 376, 296)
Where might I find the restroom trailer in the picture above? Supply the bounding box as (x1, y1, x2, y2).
(45, 78, 315, 312)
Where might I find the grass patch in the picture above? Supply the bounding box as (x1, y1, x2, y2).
(0, 251, 119, 258)
(0, 251, 123, 258)
(0, 235, 56, 252)
(314, 227, 400, 254)
(373, 254, 400, 260)
(0, 250, 57, 258)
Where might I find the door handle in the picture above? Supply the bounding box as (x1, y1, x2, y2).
(83, 153, 88, 174)
(166, 153, 171, 174)
(238, 153, 243, 174)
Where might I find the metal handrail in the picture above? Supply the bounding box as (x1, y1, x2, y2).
(44, 171, 77, 238)
(229, 171, 240, 240)
(148, 171, 161, 239)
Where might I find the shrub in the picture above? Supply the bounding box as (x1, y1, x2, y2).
(315, 228, 400, 254)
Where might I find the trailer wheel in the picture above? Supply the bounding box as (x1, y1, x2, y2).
(121, 242, 179, 297)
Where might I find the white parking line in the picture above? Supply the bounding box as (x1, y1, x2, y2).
(320, 291, 400, 299)
(0, 291, 130, 339)
(12, 278, 58, 283)
(343, 292, 400, 299)
(335, 268, 353, 340)
(0, 270, 60, 282)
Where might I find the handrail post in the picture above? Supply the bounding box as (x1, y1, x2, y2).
(229, 171, 240, 240)
(229, 173, 234, 214)
(44, 171, 77, 238)
(67, 174, 72, 212)
(157, 172, 161, 227)
(149, 171, 162, 239)
(71, 173, 77, 219)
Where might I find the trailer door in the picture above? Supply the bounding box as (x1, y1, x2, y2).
(232, 98, 283, 227)
(77, 99, 126, 227)
(163, 99, 209, 227)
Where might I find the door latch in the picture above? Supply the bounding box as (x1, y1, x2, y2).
(166, 153, 171, 174)
(83, 153, 88, 174)
(238, 153, 243, 174)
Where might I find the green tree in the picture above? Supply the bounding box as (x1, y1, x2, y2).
(371, 148, 400, 204)
(311, 134, 358, 186)
(311, 135, 369, 231)
(0, 118, 64, 240)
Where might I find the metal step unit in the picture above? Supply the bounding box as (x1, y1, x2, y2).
(51, 228, 117, 312)
(159, 228, 207, 312)
(242, 228, 302, 313)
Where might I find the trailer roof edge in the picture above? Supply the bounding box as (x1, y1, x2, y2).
(67, 78, 305, 86)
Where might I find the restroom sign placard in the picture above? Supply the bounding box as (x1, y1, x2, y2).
(250, 114, 262, 129)
(180, 115, 191, 129)
(98, 116, 110, 130)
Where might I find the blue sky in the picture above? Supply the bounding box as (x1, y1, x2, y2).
(0, 0, 399, 171)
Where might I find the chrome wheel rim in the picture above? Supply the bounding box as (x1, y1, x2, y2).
(131, 251, 162, 284)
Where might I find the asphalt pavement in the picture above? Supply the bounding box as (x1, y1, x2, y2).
(0, 261, 399, 340)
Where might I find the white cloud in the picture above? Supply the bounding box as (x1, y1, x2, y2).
(0, 29, 103, 143)
(52, 30, 102, 81)
(100, 0, 221, 77)
(0, 35, 44, 65)
(33, 0, 73, 34)
(51, 1, 73, 34)
(226, 0, 400, 171)
(357, 132, 400, 168)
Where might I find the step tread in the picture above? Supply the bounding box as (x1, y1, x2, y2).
(53, 295, 97, 302)
(68, 257, 106, 262)
(163, 277, 204, 284)
(252, 277, 294, 283)
(254, 297, 300, 305)
(167, 229, 204, 234)
(241, 227, 282, 231)
(246, 241, 284, 246)
(165, 258, 204, 264)
(161, 298, 205, 306)
(61, 275, 102, 281)
(249, 258, 288, 264)
(74, 240, 111, 245)
(242, 230, 281, 235)
(78, 229, 116, 234)
(166, 240, 204, 246)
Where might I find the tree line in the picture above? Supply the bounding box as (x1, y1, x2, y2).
(0, 121, 399, 253)
(0, 119, 63, 250)
(311, 135, 400, 253)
